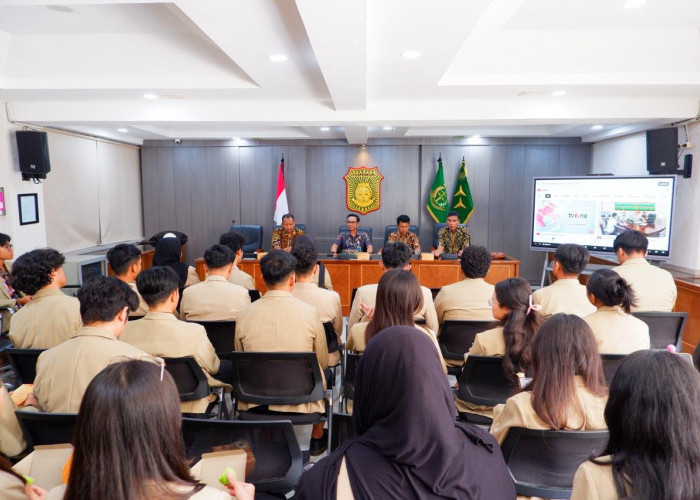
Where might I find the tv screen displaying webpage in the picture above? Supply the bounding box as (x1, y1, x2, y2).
(531, 176, 676, 258)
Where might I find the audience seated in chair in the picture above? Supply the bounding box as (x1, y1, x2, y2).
(235, 250, 328, 456)
(219, 231, 256, 291)
(0, 232, 30, 335)
(572, 349, 700, 500)
(490, 314, 608, 445)
(9, 248, 81, 349)
(294, 326, 515, 500)
(180, 244, 250, 321)
(456, 277, 541, 420)
(532, 244, 596, 319)
(348, 242, 437, 332)
(120, 266, 231, 414)
(584, 269, 650, 355)
(28, 276, 146, 413)
(152, 234, 200, 288)
(106, 243, 149, 317)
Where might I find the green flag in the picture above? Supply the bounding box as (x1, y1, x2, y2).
(426, 157, 449, 223)
(450, 159, 474, 223)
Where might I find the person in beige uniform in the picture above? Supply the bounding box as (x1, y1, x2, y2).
(180, 244, 250, 321)
(434, 245, 495, 325)
(571, 350, 700, 500)
(107, 243, 148, 317)
(612, 229, 677, 312)
(27, 276, 146, 413)
(0, 383, 25, 458)
(290, 235, 342, 366)
(219, 231, 257, 290)
(0, 233, 31, 334)
(533, 244, 596, 319)
(9, 248, 81, 349)
(348, 242, 437, 332)
(235, 250, 328, 455)
(490, 314, 608, 445)
(584, 269, 650, 354)
(121, 266, 230, 413)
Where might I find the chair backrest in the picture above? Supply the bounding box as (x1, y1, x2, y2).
(128, 315, 144, 321)
(500, 427, 609, 498)
(228, 352, 325, 405)
(248, 289, 261, 302)
(439, 320, 494, 360)
(457, 355, 519, 407)
(337, 226, 373, 241)
(231, 225, 263, 253)
(323, 321, 339, 353)
(631, 311, 687, 350)
(330, 412, 356, 452)
(273, 223, 307, 233)
(162, 356, 210, 402)
(382, 225, 419, 248)
(189, 320, 236, 355)
(181, 417, 302, 493)
(432, 223, 468, 249)
(15, 410, 78, 451)
(601, 353, 627, 386)
(7, 348, 46, 385)
(343, 352, 362, 401)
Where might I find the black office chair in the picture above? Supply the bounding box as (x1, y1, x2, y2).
(432, 223, 468, 249)
(128, 315, 144, 321)
(601, 353, 627, 385)
(188, 320, 237, 356)
(456, 355, 519, 425)
(6, 348, 46, 385)
(631, 311, 687, 350)
(249, 289, 261, 302)
(500, 427, 609, 498)
(341, 352, 361, 413)
(181, 417, 302, 494)
(383, 224, 419, 248)
(15, 410, 78, 451)
(330, 412, 356, 452)
(232, 225, 263, 254)
(323, 321, 341, 355)
(438, 320, 494, 375)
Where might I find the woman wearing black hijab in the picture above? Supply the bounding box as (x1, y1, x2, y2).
(152, 235, 199, 288)
(295, 326, 515, 500)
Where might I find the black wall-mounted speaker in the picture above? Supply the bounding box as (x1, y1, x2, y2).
(646, 128, 678, 173)
(16, 131, 51, 180)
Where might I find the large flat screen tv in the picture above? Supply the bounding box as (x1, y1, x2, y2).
(531, 176, 676, 259)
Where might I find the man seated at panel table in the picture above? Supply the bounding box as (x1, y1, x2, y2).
(433, 210, 471, 258)
(271, 213, 304, 252)
(219, 231, 256, 291)
(120, 266, 230, 413)
(180, 244, 250, 321)
(26, 276, 146, 413)
(348, 242, 438, 332)
(533, 243, 596, 320)
(612, 229, 677, 312)
(106, 243, 149, 317)
(330, 213, 373, 255)
(387, 214, 421, 254)
(9, 248, 82, 349)
(235, 250, 329, 455)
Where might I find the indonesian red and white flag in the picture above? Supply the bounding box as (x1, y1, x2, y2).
(273, 157, 289, 225)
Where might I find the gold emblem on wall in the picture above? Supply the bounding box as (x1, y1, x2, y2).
(344, 166, 384, 215)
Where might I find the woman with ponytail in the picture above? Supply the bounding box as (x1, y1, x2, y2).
(584, 269, 649, 354)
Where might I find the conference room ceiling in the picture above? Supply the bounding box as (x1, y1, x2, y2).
(0, 0, 698, 145)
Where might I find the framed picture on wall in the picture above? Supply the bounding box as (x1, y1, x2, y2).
(18, 193, 39, 225)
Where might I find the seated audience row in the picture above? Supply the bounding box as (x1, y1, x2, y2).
(0, 233, 30, 334)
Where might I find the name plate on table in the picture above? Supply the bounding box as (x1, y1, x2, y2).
(356, 252, 370, 261)
(421, 253, 434, 261)
(256, 252, 267, 260)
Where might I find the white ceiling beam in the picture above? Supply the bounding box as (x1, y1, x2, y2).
(344, 126, 367, 145)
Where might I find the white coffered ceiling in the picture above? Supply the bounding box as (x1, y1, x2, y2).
(0, 0, 698, 145)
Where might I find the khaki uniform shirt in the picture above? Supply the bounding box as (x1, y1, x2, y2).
(434, 278, 495, 325)
(9, 288, 82, 349)
(291, 282, 342, 365)
(0, 262, 22, 334)
(490, 376, 608, 445)
(235, 290, 328, 414)
(180, 275, 251, 321)
(613, 258, 677, 312)
(584, 306, 650, 354)
(127, 281, 149, 317)
(120, 311, 225, 412)
(184, 266, 200, 288)
(33, 326, 147, 413)
(0, 471, 28, 500)
(228, 265, 256, 291)
(571, 457, 618, 500)
(532, 278, 596, 320)
(0, 387, 25, 457)
(348, 283, 438, 333)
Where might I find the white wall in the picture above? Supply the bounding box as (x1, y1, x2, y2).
(591, 124, 700, 276)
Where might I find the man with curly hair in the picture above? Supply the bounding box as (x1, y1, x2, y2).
(9, 248, 81, 348)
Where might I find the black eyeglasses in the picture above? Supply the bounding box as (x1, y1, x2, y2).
(1, 243, 12, 249)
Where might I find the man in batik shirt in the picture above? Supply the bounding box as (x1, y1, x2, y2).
(433, 211, 470, 258)
(331, 214, 374, 255)
(387, 214, 420, 253)
(271, 213, 304, 252)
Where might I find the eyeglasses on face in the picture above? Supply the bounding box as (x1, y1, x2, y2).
(1, 243, 13, 249)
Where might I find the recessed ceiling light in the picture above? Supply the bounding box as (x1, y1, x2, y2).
(471, 135, 482, 139)
(117, 128, 128, 133)
(624, 0, 646, 8)
(552, 90, 567, 96)
(320, 127, 330, 131)
(47, 5, 73, 13)
(591, 125, 604, 130)
(402, 51, 421, 59)
(382, 126, 394, 131)
(142, 94, 158, 100)
(269, 54, 288, 62)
